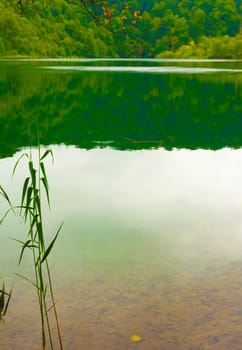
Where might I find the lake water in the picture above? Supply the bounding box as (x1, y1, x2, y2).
(0, 59, 242, 349)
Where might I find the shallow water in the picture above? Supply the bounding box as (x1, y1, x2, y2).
(1, 146, 242, 349)
(0, 59, 242, 349)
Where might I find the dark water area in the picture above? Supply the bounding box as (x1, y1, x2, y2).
(0, 59, 242, 349)
(0, 59, 241, 157)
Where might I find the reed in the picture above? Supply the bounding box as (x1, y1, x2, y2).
(0, 283, 13, 325)
(1, 146, 63, 349)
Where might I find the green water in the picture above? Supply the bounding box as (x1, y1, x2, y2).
(0, 59, 242, 349)
(0, 59, 241, 155)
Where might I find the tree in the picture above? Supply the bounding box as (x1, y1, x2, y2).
(207, 0, 240, 36)
(15, 0, 142, 31)
(189, 8, 206, 41)
(0, 0, 241, 58)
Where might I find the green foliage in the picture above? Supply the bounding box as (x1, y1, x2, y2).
(156, 34, 242, 59)
(0, 0, 241, 58)
(1, 148, 63, 349)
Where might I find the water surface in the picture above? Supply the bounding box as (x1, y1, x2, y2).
(0, 59, 242, 349)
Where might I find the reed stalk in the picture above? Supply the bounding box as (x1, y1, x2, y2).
(1, 147, 63, 349)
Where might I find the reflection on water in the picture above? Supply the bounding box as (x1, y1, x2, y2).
(0, 60, 241, 157)
(1, 60, 242, 348)
(1, 146, 242, 348)
(45, 65, 242, 73)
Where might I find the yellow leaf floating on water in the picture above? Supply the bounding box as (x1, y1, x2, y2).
(131, 334, 142, 342)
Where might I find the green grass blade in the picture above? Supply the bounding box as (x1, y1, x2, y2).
(29, 161, 36, 190)
(38, 265, 45, 293)
(17, 205, 34, 221)
(25, 186, 33, 208)
(41, 222, 63, 264)
(12, 153, 29, 177)
(3, 286, 13, 316)
(40, 162, 48, 181)
(0, 185, 12, 207)
(11, 238, 38, 248)
(21, 177, 30, 207)
(40, 149, 54, 164)
(41, 177, 50, 207)
(15, 273, 38, 289)
(11, 238, 26, 245)
(35, 255, 40, 267)
(27, 214, 38, 237)
(0, 284, 5, 310)
(46, 299, 59, 313)
(18, 239, 34, 265)
(35, 192, 42, 218)
(0, 208, 14, 225)
(37, 221, 44, 249)
(44, 284, 48, 298)
(24, 186, 33, 220)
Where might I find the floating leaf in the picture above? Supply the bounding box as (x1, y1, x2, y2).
(131, 335, 142, 342)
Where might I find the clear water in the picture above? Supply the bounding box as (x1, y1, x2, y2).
(0, 59, 242, 349)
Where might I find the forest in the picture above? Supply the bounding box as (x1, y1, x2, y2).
(0, 0, 241, 58)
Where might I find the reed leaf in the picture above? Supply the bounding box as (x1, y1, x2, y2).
(46, 300, 59, 313)
(11, 238, 26, 245)
(40, 149, 54, 164)
(0, 283, 5, 310)
(24, 186, 33, 219)
(40, 161, 50, 196)
(3, 286, 12, 316)
(34, 192, 42, 218)
(18, 239, 38, 265)
(36, 221, 44, 249)
(3, 147, 63, 349)
(11, 237, 38, 247)
(40, 162, 48, 183)
(38, 265, 45, 293)
(44, 285, 48, 298)
(41, 222, 63, 264)
(21, 177, 30, 207)
(41, 177, 50, 208)
(35, 255, 41, 267)
(12, 152, 29, 177)
(0, 185, 12, 207)
(0, 208, 14, 225)
(27, 214, 38, 237)
(15, 273, 38, 289)
(29, 161, 36, 189)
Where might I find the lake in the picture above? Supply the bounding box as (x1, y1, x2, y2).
(0, 59, 242, 349)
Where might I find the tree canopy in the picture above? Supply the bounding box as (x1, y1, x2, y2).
(0, 0, 241, 58)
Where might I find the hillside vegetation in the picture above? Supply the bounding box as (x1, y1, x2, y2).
(0, 0, 241, 58)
